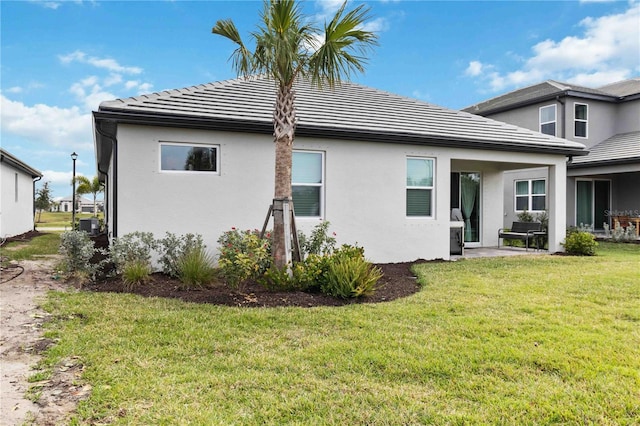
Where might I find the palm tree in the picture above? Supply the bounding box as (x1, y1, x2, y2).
(74, 175, 103, 216)
(213, 0, 378, 269)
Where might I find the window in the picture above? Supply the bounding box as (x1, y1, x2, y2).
(574, 103, 588, 138)
(406, 157, 434, 217)
(292, 151, 324, 217)
(515, 179, 546, 212)
(539, 105, 556, 136)
(160, 143, 219, 173)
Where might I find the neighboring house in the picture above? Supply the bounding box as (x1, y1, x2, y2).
(93, 77, 586, 262)
(54, 196, 102, 214)
(463, 78, 640, 231)
(0, 148, 43, 238)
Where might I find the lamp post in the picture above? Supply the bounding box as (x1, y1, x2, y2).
(71, 152, 78, 229)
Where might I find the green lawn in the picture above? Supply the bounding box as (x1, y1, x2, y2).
(41, 243, 639, 424)
(35, 211, 103, 228)
(0, 232, 60, 262)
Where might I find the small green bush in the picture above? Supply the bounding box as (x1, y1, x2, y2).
(159, 232, 205, 278)
(177, 246, 216, 289)
(59, 230, 103, 281)
(259, 265, 296, 291)
(321, 245, 382, 299)
(122, 259, 151, 291)
(562, 231, 598, 256)
(110, 232, 157, 275)
(298, 221, 337, 257)
(217, 228, 270, 290)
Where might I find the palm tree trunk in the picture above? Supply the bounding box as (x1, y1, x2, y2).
(272, 84, 296, 269)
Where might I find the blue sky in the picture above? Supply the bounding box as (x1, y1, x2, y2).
(1, 0, 639, 200)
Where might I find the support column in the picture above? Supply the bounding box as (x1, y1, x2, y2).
(548, 162, 567, 253)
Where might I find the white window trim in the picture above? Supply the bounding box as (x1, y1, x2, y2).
(159, 142, 220, 174)
(514, 179, 546, 212)
(406, 157, 436, 219)
(574, 102, 588, 139)
(539, 104, 557, 136)
(292, 150, 325, 219)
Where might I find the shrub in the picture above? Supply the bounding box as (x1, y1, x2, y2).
(292, 253, 328, 291)
(298, 221, 337, 257)
(562, 231, 598, 256)
(217, 228, 270, 290)
(110, 232, 157, 275)
(517, 210, 535, 223)
(321, 245, 383, 299)
(177, 246, 216, 289)
(259, 265, 296, 291)
(611, 223, 636, 242)
(59, 230, 103, 281)
(122, 259, 152, 291)
(159, 232, 205, 278)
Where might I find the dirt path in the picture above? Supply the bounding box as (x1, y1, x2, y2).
(1, 257, 85, 426)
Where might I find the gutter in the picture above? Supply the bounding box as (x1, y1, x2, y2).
(95, 121, 118, 238)
(94, 110, 588, 157)
(33, 176, 42, 231)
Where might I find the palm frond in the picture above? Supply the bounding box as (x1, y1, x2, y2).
(212, 19, 253, 76)
(309, 2, 378, 88)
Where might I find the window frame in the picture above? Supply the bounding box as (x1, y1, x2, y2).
(514, 179, 546, 213)
(574, 102, 588, 138)
(159, 142, 220, 174)
(539, 104, 557, 136)
(292, 150, 325, 219)
(406, 157, 435, 218)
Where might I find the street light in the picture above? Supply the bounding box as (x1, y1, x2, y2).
(71, 152, 78, 229)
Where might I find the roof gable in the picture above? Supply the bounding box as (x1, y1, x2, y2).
(95, 76, 586, 164)
(463, 78, 639, 115)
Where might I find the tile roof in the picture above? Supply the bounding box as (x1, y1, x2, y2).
(96, 76, 585, 156)
(570, 131, 640, 167)
(462, 78, 639, 115)
(597, 78, 640, 97)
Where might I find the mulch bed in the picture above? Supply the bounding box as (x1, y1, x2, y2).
(88, 261, 422, 308)
(4, 231, 423, 307)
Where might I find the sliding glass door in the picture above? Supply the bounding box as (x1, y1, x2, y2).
(576, 179, 610, 230)
(452, 172, 481, 245)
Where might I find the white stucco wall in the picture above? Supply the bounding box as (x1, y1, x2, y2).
(0, 162, 35, 238)
(110, 124, 569, 262)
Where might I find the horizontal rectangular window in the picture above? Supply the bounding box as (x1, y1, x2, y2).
(407, 157, 434, 217)
(292, 151, 324, 217)
(160, 143, 219, 173)
(515, 179, 546, 212)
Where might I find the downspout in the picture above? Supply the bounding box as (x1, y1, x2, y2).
(33, 176, 42, 231)
(556, 95, 566, 139)
(95, 122, 118, 238)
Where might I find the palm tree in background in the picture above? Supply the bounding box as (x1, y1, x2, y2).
(75, 175, 103, 216)
(212, 0, 378, 269)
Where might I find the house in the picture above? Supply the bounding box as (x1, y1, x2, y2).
(53, 196, 102, 214)
(463, 78, 640, 231)
(0, 148, 43, 238)
(93, 77, 586, 262)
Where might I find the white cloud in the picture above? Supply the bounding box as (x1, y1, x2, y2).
(59, 50, 142, 74)
(41, 170, 74, 185)
(6, 86, 23, 94)
(469, 2, 640, 91)
(0, 95, 92, 150)
(465, 61, 484, 77)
